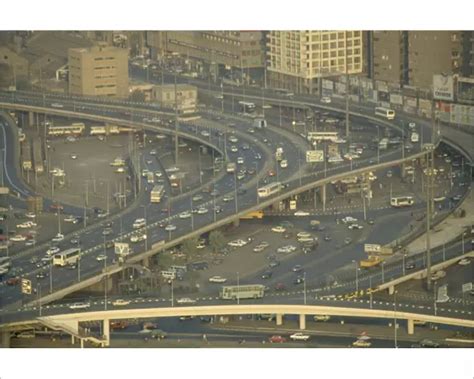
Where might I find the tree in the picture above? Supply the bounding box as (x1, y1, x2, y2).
(209, 230, 225, 253)
(182, 237, 198, 261)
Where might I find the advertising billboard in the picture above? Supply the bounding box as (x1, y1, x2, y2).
(433, 74, 454, 101)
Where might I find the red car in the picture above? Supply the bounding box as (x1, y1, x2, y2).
(268, 170, 276, 177)
(6, 277, 20, 286)
(275, 283, 286, 291)
(269, 335, 286, 343)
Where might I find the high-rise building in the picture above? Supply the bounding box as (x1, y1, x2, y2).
(68, 45, 129, 98)
(371, 31, 408, 85)
(408, 31, 462, 88)
(266, 31, 364, 94)
(146, 31, 265, 70)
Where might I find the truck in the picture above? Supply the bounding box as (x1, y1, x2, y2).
(220, 284, 265, 300)
(226, 162, 236, 173)
(150, 185, 165, 203)
(359, 256, 383, 268)
(275, 147, 284, 162)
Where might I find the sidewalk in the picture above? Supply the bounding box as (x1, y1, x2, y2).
(406, 189, 473, 255)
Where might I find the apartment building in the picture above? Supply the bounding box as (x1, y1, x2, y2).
(68, 45, 129, 98)
(266, 31, 364, 94)
(371, 31, 408, 85)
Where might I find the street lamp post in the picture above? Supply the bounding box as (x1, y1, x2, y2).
(303, 272, 307, 305)
(49, 261, 53, 294)
(234, 171, 238, 213)
(394, 290, 398, 348)
(77, 240, 81, 282)
(381, 261, 385, 283)
(104, 256, 108, 311)
(369, 276, 373, 309)
(38, 284, 42, 316)
(142, 205, 148, 251)
(190, 197, 194, 231)
(402, 254, 407, 276)
(237, 272, 240, 305)
(171, 279, 174, 307)
(353, 260, 359, 292)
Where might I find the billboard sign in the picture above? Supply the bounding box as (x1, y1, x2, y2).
(306, 150, 324, 163)
(364, 244, 381, 254)
(322, 79, 334, 91)
(21, 278, 32, 295)
(114, 243, 130, 257)
(433, 74, 454, 101)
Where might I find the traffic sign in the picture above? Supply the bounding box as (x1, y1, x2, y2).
(21, 278, 32, 295)
(462, 282, 472, 293)
(306, 150, 324, 163)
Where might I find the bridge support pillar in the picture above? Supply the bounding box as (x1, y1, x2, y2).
(388, 285, 395, 295)
(407, 319, 415, 335)
(1, 331, 11, 348)
(142, 256, 150, 268)
(299, 314, 306, 330)
(28, 111, 35, 126)
(321, 184, 326, 212)
(71, 335, 75, 345)
(233, 219, 240, 228)
(276, 314, 283, 326)
(80, 338, 84, 348)
(103, 319, 110, 347)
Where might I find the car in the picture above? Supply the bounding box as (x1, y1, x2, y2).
(179, 211, 192, 219)
(419, 339, 440, 348)
(6, 277, 20, 286)
(96, 254, 107, 262)
(294, 210, 310, 216)
(130, 234, 147, 243)
(177, 298, 197, 305)
(352, 339, 372, 347)
(344, 237, 352, 245)
(254, 153, 262, 160)
(214, 206, 223, 214)
(201, 130, 210, 137)
(294, 276, 305, 285)
(25, 212, 36, 219)
(10, 234, 26, 242)
(269, 260, 280, 268)
(46, 246, 60, 256)
(230, 145, 238, 153)
(149, 149, 157, 156)
(112, 299, 131, 306)
(268, 170, 276, 177)
(237, 157, 244, 164)
(102, 228, 113, 236)
(70, 153, 78, 160)
(64, 215, 77, 223)
(348, 224, 364, 230)
(274, 283, 286, 291)
(321, 96, 332, 104)
(367, 219, 375, 225)
(405, 263, 416, 270)
(314, 315, 330, 322)
(197, 207, 209, 215)
(386, 170, 393, 178)
(192, 194, 203, 202)
(292, 265, 304, 273)
(165, 224, 176, 232)
(223, 195, 234, 202)
(341, 216, 358, 224)
(324, 235, 332, 242)
(133, 218, 146, 229)
(25, 239, 36, 246)
(290, 332, 310, 341)
(458, 258, 470, 266)
(69, 302, 91, 310)
(209, 276, 227, 283)
(228, 239, 248, 247)
(253, 245, 266, 253)
(430, 270, 446, 281)
(271, 226, 286, 233)
(52, 233, 64, 242)
(269, 335, 286, 343)
(297, 231, 311, 239)
(261, 271, 273, 279)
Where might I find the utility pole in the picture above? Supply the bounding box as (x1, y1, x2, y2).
(174, 70, 179, 165)
(424, 144, 436, 291)
(345, 31, 350, 139)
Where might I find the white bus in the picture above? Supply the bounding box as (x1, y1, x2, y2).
(390, 196, 414, 208)
(238, 101, 256, 113)
(258, 182, 282, 198)
(378, 138, 389, 150)
(411, 132, 419, 143)
(226, 162, 236, 173)
(48, 123, 85, 136)
(307, 131, 339, 143)
(150, 185, 165, 203)
(53, 248, 81, 267)
(220, 284, 265, 300)
(375, 107, 395, 120)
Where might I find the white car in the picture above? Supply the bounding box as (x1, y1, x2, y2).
(112, 299, 131, 306)
(197, 207, 208, 215)
(280, 160, 288, 168)
(294, 210, 310, 216)
(165, 224, 176, 232)
(70, 153, 78, 160)
(133, 218, 146, 229)
(179, 211, 192, 219)
(290, 333, 310, 341)
(297, 232, 311, 239)
(46, 246, 60, 256)
(69, 302, 91, 310)
(115, 167, 125, 173)
(313, 315, 330, 322)
(230, 145, 238, 153)
(271, 226, 286, 233)
(52, 233, 64, 242)
(25, 212, 36, 219)
(130, 234, 147, 243)
(229, 136, 238, 143)
(458, 258, 470, 266)
(341, 216, 358, 224)
(321, 96, 332, 104)
(64, 215, 77, 223)
(237, 157, 244, 164)
(348, 224, 364, 230)
(177, 297, 197, 305)
(201, 130, 210, 137)
(10, 234, 26, 242)
(228, 239, 248, 247)
(96, 254, 107, 261)
(209, 276, 227, 283)
(17, 221, 36, 228)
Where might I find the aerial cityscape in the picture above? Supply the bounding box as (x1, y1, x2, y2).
(0, 29, 473, 351)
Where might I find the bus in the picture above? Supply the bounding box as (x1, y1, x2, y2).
(307, 131, 339, 143)
(410, 132, 419, 143)
(220, 284, 265, 300)
(390, 196, 414, 208)
(150, 185, 165, 203)
(258, 182, 282, 198)
(375, 107, 395, 120)
(48, 123, 85, 136)
(53, 248, 81, 267)
(238, 101, 256, 113)
(90, 125, 123, 136)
